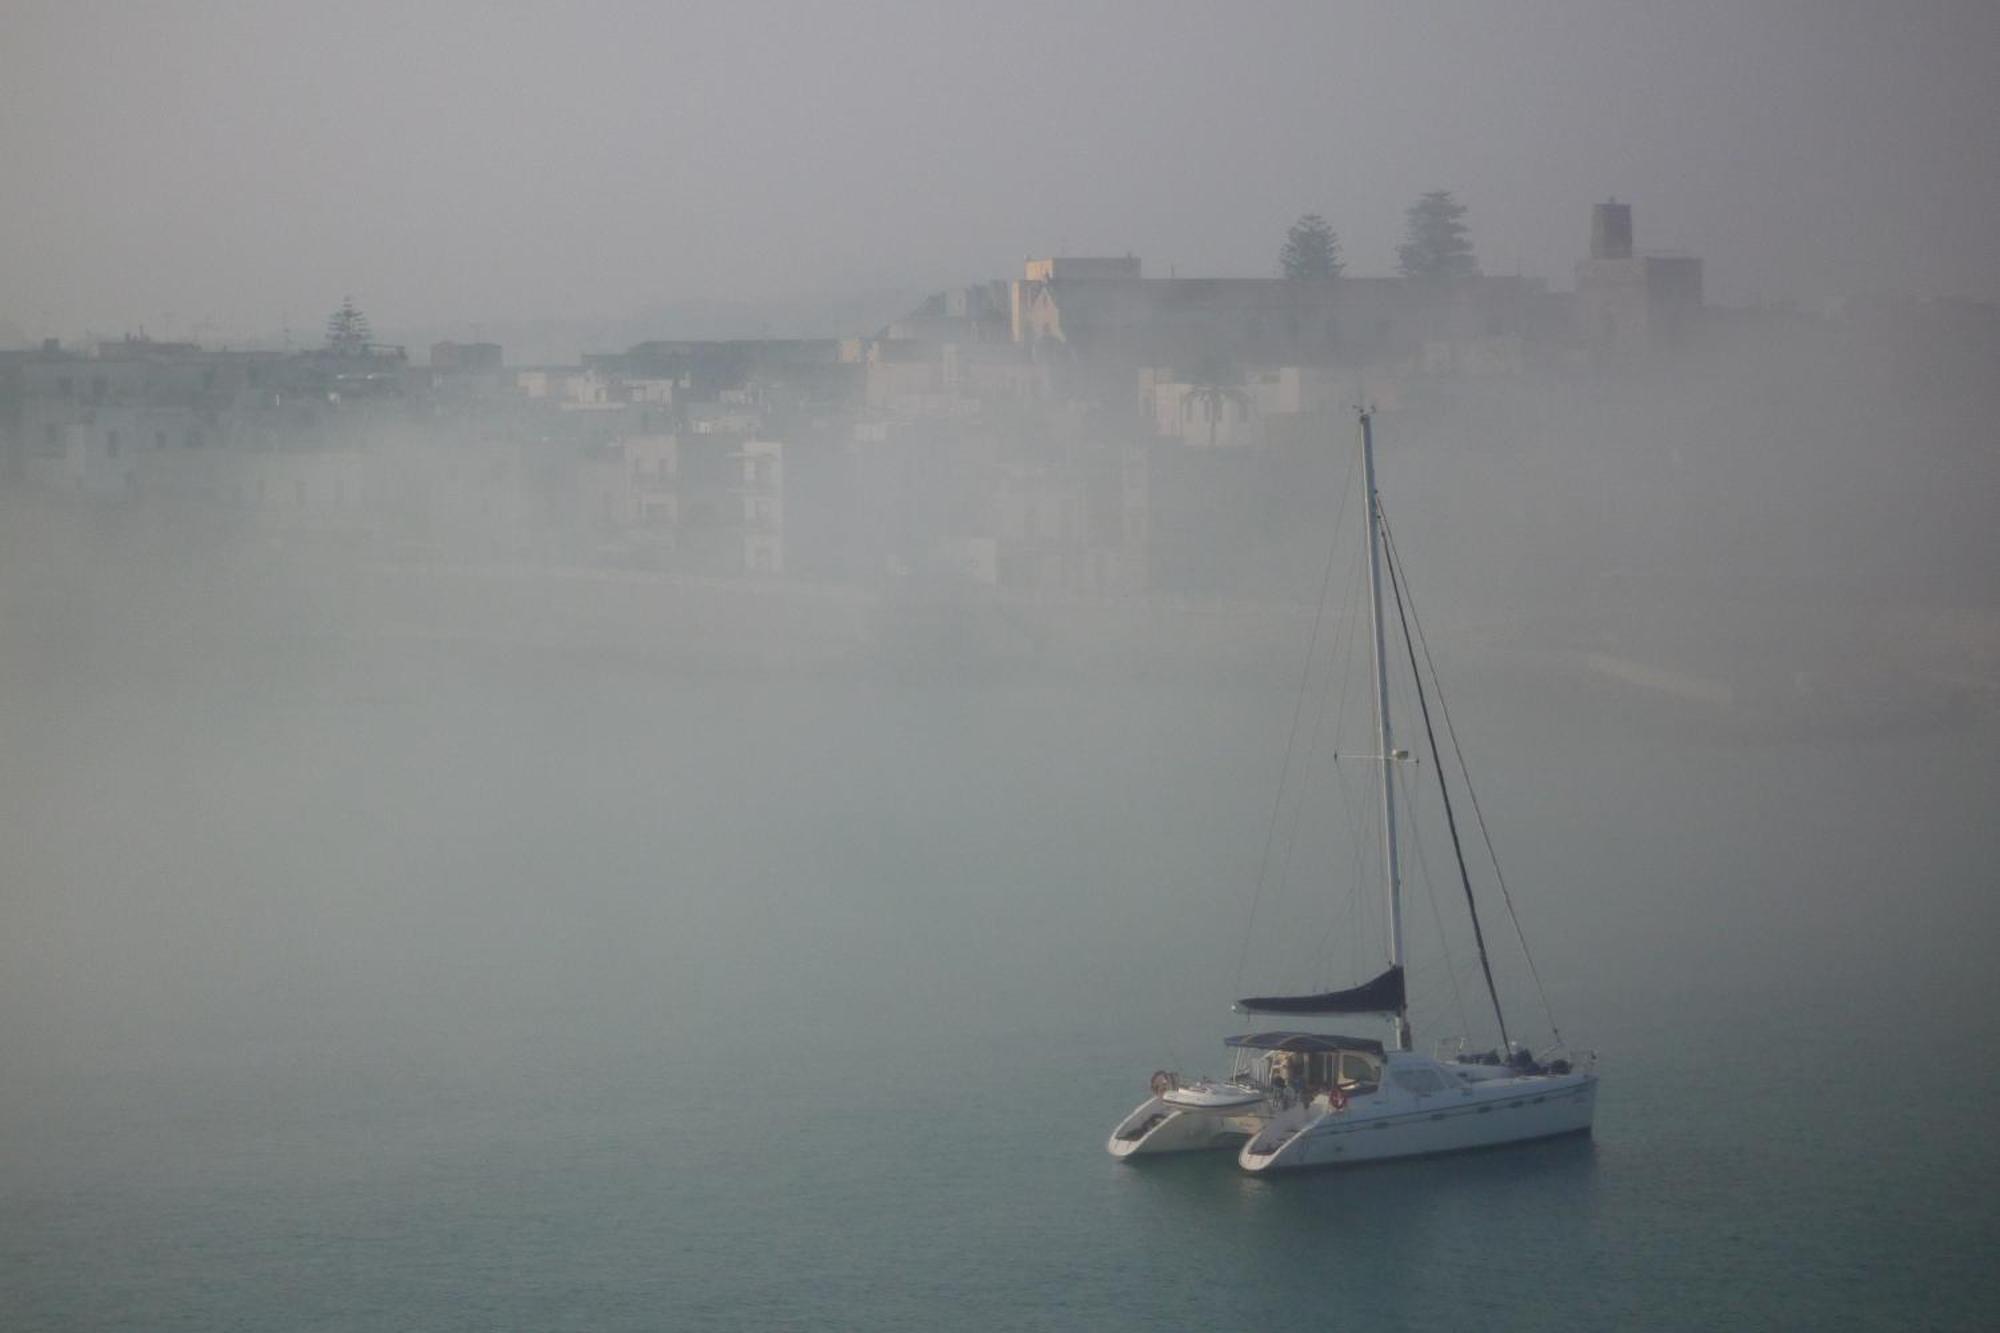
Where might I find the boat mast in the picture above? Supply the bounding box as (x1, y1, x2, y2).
(1359, 408, 1409, 1051)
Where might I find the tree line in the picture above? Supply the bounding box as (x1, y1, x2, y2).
(1279, 191, 1477, 281)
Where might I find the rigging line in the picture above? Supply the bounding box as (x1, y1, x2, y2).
(1309, 472, 1373, 989)
(1308, 755, 1371, 988)
(1314, 463, 1373, 988)
(1402, 766, 1471, 1041)
(1275, 682, 1327, 984)
(1336, 568, 1368, 844)
(1275, 549, 1361, 985)
(1378, 508, 1563, 1046)
(1154, 921, 1186, 1071)
(1378, 497, 1512, 1054)
(1305, 746, 1370, 984)
(1320, 555, 1375, 987)
(1327, 535, 1367, 758)
(1318, 549, 1371, 901)
(1275, 582, 1340, 894)
(1230, 443, 1359, 993)
(1273, 763, 1317, 987)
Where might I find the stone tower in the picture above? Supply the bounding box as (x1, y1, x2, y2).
(1590, 199, 1634, 260)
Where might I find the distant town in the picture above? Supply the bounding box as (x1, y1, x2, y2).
(2, 199, 1993, 610)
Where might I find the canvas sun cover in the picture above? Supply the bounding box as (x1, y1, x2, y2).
(1236, 964, 1404, 1017)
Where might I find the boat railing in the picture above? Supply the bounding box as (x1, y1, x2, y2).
(1434, 1034, 1597, 1076)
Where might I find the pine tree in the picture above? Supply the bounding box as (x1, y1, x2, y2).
(1279, 213, 1342, 279)
(1396, 191, 1478, 281)
(325, 297, 374, 354)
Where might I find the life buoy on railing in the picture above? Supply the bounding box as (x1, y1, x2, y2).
(1329, 1083, 1349, 1111)
(1150, 1070, 1176, 1097)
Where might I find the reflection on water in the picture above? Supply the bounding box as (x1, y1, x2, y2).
(1089, 1135, 1604, 1326)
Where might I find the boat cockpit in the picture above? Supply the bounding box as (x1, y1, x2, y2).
(1223, 1031, 1384, 1107)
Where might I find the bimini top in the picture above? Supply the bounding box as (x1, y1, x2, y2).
(1224, 1031, 1386, 1056)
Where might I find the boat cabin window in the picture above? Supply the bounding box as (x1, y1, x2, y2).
(1390, 1067, 1446, 1096)
(1264, 1052, 1316, 1086)
(1337, 1052, 1381, 1088)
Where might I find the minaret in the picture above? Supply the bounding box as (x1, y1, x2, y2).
(1590, 198, 1633, 260)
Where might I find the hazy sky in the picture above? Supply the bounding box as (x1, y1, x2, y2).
(4, 0, 1996, 342)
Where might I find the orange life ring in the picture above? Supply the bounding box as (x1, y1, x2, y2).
(1150, 1070, 1175, 1097)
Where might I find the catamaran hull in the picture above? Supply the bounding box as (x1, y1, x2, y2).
(1239, 1073, 1596, 1172)
(1107, 1097, 1263, 1158)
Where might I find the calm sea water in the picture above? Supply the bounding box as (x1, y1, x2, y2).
(3, 632, 1996, 1331)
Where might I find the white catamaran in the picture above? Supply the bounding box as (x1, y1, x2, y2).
(1108, 409, 1597, 1173)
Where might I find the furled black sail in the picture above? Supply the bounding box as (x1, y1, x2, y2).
(1236, 965, 1405, 1016)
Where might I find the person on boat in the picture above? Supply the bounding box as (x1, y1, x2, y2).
(1270, 1055, 1291, 1106)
